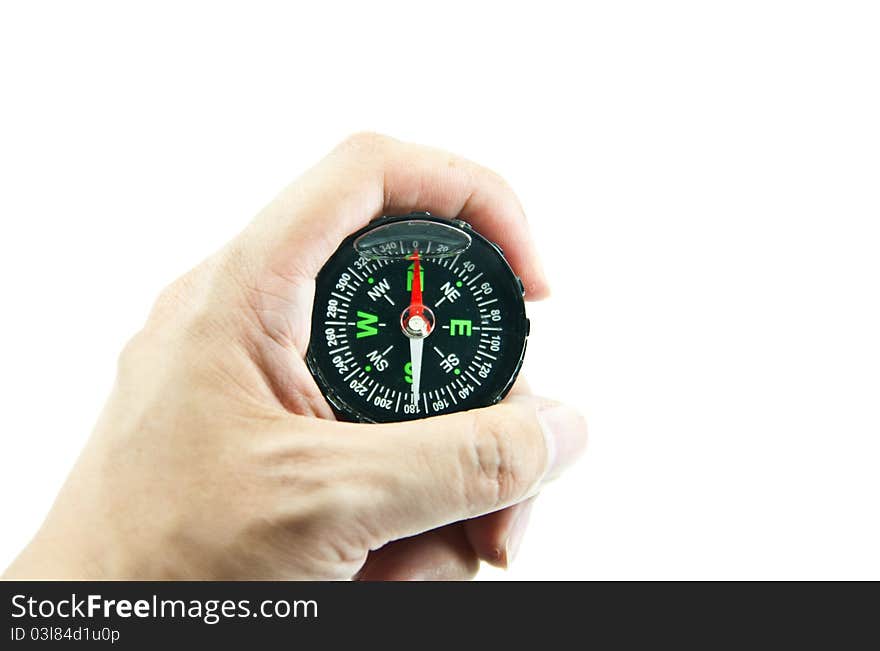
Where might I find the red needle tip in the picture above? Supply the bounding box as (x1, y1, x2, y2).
(409, 250, 425, 319)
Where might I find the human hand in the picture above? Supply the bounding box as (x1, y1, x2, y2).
(3, 133, 587, 580)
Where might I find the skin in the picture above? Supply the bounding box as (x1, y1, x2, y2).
(2, 133, 587, 580)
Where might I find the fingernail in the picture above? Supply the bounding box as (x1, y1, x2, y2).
(537, 404, 588, 480)
(505, 498, 536, 566)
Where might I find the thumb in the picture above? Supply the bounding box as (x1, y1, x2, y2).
(344, 394, 587, 542)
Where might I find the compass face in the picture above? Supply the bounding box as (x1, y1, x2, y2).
(306, 213, 528, 423)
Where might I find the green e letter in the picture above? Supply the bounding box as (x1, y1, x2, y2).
(449, 319, 472, 337)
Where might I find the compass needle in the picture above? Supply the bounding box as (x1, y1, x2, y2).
(409, 337, 423, 403)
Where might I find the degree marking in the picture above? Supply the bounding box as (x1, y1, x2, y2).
(467, 272, 484, 287)
(465, 370, 482, 386)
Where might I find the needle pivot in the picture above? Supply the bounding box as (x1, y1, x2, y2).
(401, 306, 435, 339)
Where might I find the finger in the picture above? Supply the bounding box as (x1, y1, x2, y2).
(240, 132, 550, 300)
(462, 374, 535, 567)
(508, 374, 531, 396)
(331, 393, 587, 543)
(354, 525, 479, 581)
(463, 496, 538, 569)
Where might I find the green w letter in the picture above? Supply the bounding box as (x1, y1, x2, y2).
(356, 311, 379, 338)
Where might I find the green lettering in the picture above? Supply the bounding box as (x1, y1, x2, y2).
(356, 311, 379, 338)
(406, 263, 425, 291)
(449, 319, 472, 337)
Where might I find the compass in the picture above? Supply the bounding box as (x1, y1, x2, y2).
(306, 212, 529, 423)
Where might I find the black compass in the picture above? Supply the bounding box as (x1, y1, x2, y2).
(306, 212, 529, 423)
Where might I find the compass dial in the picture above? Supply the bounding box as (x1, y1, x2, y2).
(307, 213, 529, 423)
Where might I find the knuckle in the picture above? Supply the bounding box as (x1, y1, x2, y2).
(337, 131, 393, 156)
(464, 409, 533, 509)
(147, 259, 238, 341)
(153, 276, 190, 314)
(457, 156, 512, 192)
(147, 267, 209, 327)
(115, 329, 147, 379)
(481, 163, 512, 190)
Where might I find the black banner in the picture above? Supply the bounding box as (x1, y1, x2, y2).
(1, 581, 873, 647)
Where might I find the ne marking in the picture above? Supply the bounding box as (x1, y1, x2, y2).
(347, 266, 363, 281)
(329, 345, 349, 355)
(478, 298, 498, 307)
(383, 294, 396, 305)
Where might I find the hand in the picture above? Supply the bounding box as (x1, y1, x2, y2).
(3, 133, 587, 580)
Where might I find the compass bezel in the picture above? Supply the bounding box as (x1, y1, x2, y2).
(306, 212, 529, 423)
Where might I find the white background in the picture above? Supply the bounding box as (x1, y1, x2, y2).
(1, 1, 878, 580)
